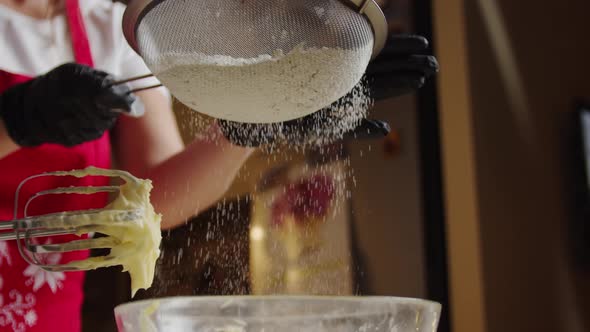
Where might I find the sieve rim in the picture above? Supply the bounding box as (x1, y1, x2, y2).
(345, 0, 388, 57)
(121, 0, 388, 59)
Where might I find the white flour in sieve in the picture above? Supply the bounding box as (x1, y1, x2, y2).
(152, 44, 372, 123)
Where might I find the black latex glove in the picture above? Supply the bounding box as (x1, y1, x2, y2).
(367, 34, 439, 100)
(0, 63, 135, 147)
(343, 119, 391, 140)
(220, 34, 438, 147)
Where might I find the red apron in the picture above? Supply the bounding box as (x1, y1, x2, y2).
(0, 1, 111, 331)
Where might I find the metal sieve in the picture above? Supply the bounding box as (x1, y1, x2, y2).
(122, 0, 388, 123)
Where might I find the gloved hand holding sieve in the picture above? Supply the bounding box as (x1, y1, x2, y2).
(218, 34, 439, 147)
(120, 0, 438, 147)
(0, 63, 140, 147)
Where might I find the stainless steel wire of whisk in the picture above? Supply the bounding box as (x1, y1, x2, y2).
(0, 169, 144, 272)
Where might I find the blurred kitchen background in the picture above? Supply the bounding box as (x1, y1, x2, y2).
(84, 0, 590, 332)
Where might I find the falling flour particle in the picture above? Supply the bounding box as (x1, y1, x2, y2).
(152, 44, 372, 123)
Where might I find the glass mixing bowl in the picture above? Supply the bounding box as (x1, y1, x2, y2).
(114, 296, 441, 332)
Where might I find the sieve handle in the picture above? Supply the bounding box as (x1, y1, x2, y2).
(110, 74, 163, 94)
(111, 73, 154, 86)
(128, 84, 163, 94)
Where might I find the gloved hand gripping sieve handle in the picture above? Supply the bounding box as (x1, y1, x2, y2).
(108, 74, 162, 117)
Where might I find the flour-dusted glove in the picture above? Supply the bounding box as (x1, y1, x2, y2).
(0, 63, 136, 147)
(218, 107, 390, 147)
(280, 101, 391, 145)
(366, 34, 439, 100)
(218, 90, 390, 147)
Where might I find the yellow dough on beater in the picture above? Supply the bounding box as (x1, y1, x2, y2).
(58, 167, 162, 297)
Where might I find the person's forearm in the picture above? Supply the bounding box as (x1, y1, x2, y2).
(0, 119, 19, 158)
(145, 125, 255, 229)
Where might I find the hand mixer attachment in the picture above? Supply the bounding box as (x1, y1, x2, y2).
(0, 169, 144, 272)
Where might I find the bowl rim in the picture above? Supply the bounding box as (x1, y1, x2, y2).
(114, 295, 442, 319)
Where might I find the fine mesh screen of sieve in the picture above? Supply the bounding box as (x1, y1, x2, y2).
(133, 0, 375, 123)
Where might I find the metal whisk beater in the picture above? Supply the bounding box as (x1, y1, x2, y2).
(0, 169, 144, 272)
